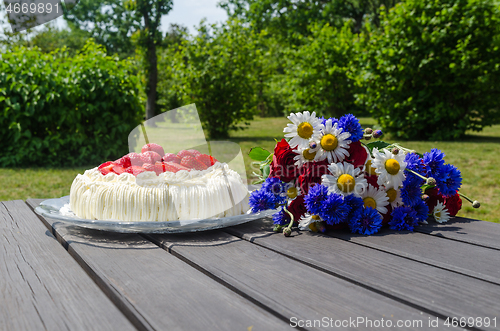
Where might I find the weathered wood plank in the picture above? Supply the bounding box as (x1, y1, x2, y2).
(329, 227, 500, 286)
(225, 218, 500, 330)
(0, 200, 134, 331)
(27, 199, 289, 331)
(415, 216, 500, 250)
(149, 230, 443, 331)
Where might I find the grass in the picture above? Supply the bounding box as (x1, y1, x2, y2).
(1, 116, 498, 223)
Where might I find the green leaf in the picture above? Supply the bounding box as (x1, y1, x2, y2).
(248, 147, 271, 161)
(261, 164, 270, 178)
(366, 141, 390, 153)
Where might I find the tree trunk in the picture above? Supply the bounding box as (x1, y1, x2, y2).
(145, 41, 157, 121)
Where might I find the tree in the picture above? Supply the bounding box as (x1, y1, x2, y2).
(65, 0, 173, 120)
(170, 20, 258, 139)
(278, 22, 361, 118)
(30, 23, 90, 55)
(219, 0, 399, 39)
(356, 0, 500, 140)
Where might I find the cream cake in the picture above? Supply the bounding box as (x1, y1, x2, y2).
(69, 145, 250, 222)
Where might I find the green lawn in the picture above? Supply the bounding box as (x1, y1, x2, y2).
(1, 116, 497, 223)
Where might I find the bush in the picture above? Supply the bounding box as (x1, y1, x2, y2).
(356, 0, 500, 140)
(278, 22, 362, 118)
(170, 19, 258, 139)
(0, 40, 143, 167)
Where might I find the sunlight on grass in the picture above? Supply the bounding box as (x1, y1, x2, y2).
(0, 116, 497, 223)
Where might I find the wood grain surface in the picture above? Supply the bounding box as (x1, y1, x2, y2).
(416, 216, 500, 250)
(0, 200, 134, 331)
(27, 199, 289, 331)
(149, 230, 443, 331)
(329, 227, 500, 286)
(225, 218, 500, 331)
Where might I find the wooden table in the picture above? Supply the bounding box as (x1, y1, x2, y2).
(1, 199, 499, 331)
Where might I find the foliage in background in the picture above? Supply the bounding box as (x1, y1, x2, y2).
(170, 20, 258, 139)
(277, 22, 362, 118)
(64, 0, 140, 58)
(219, 0, 399, 40)
(30, 23, 90, 55)
(156, 24, 189, 113)
(0, 40, 143, 167)
(356, 0, 500, 140)
(65, 0, 174, 121)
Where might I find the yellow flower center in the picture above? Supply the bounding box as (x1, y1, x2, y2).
(311, 215, 321, 220)
(385, 159, 400, 175)
(320, 134, 338, 151)
(363, 197, 377, 209)
(337, 174, 355, 193)
(297, 122, 314, 139)
(435, 211, 441, 218)
(309, 222, 319, 232)
(365, 160, 377, 176)
(386, 188, 397, 203)
(302, 148, 316, 160)
(287, 187, 298, 199)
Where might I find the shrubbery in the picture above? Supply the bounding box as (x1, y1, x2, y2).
(356, 0, 500, 140)
(0, 40, 143, 167)
(170, 20, 258, 139)
(278, 23, 361, 118)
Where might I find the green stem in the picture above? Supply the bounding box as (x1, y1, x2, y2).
(458, 192, 474, 204)
(283, 206, 294, 230)
(405, 168, 428, 181)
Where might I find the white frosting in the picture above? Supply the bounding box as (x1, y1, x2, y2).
(69, 162, 249, 222)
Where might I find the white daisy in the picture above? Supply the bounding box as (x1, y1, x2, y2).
(364, 153, 378, 177)
(371, 148, 407, 189)
(383, 186, 403, 208)
(293, 141, 320, 167)
(283, 111, 321, 149)
(298, 214, 324, 232)
(360, 184, 390, 215)
(433, 201, 451, 223)
(322, 162, 367, 197)
(312, 119, 352, 164)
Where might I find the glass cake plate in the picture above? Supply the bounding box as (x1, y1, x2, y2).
(34, 196, 275, 234)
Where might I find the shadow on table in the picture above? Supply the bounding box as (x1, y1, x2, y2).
(45, 222, 159, 250)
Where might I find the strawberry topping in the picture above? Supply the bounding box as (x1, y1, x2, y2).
(177, 150, 193, 159)
(187, 149, 202, 157)
(140, 151, 162, 164)
(162, 153, 181, 164)
(196, 154, 218, 167)
(141, 143, 165, 156)
(181, 156, 208, 171)
(125, 166, 146, 176)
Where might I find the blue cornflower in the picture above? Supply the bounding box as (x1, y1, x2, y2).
(404, 153, 427, 184)
(261, 177, 287, 205)
(304, 184, 329, 215)
(318, 116, 338, 127)
(349, 207, 383, 235)
(423, 149, 446, 178)
(389, 206, 419, 231)
(272, 207, 290, 226)
(413, 199, 429, 223)
(400, 176, 422, 207)
(338, 114, 363, 142)
(249, 189, 277, 213)
(319, 192, 350, 225)
(262, 177, 284, 194)
(344, 194, 364, 223)
(436, 164, 462, 198)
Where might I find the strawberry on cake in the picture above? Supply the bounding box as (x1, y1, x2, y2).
(69, 144, 250, 222)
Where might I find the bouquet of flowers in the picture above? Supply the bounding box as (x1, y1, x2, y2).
(248, 111, 480, 237)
